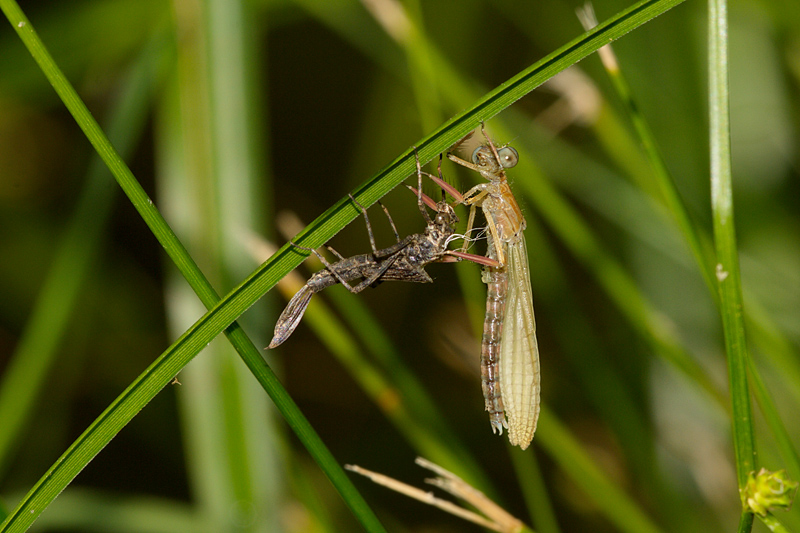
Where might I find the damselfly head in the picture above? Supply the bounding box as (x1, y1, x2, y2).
(471, 145, 519, 171)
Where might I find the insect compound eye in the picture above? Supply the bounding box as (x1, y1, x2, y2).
(471, 146, 489, 165)
(497, 146, 519, 169)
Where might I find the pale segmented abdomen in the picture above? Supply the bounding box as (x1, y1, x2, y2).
(480, 242, 508, 434)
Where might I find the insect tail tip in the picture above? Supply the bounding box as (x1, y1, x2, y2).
(509, 435, 533, 451)
(266, 338, 282, 349)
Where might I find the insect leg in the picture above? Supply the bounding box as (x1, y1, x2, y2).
(481, 209, 506, 265)
(283, 228, 348, 265)
(479, 122, 502, 164)
(324, 245, 346, 261)
(345, 253, 402, 292)
(413, 161, 465, 205)
(305, 248, 373, 294)
(447, 151, 484, 175)
(413, 147, 434, 226)
(349, 193, 379, 254)
(378, 201, 400, 243)
(406, 184, 439, 212)
(436, 153, 447, 202)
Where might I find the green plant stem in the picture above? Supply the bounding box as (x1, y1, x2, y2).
(738, 512, 755, 533)
(708, 0, 756, 517)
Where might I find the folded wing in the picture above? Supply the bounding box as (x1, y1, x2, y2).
(499, 237, 540, 450)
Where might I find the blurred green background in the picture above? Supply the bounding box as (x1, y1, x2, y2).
(1, 0, 799, 531)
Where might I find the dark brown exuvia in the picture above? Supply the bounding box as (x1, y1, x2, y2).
(268, 153, 496, 349)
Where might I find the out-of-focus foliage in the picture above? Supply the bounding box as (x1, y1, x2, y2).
(1, 0, 798, 531)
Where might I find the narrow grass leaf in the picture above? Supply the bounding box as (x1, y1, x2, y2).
(708, 0, 757, 529)
(708, 0, 756, 488)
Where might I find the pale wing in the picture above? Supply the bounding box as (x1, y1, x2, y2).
(498, 236, 540, 450)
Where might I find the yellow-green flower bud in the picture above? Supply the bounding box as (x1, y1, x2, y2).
(741, 468, 798, 516)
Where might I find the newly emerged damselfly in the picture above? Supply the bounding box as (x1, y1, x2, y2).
(445, 125, 541, 450)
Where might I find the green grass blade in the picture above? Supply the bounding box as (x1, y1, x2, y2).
(708, 0, 756, 502)
(339, 0, 724, 409)
(280, 0, 690, 240)
(305, 0, 717, 409)
(0, 274, 386, 532)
